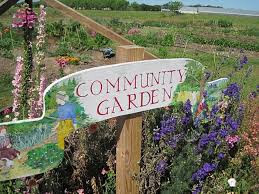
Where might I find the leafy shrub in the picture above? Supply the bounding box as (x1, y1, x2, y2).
(94, 34, 112, 49)
(55, 41, 73, 56)
(161, 33, 175, 46)
(157, 47, 170, 58)
(218, 19, 233, 28)
(46, 20, 65, 37)
(206, 19, 233, 28)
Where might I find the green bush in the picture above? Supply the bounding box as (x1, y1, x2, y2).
(157, 47, 170, 58)
(46, 20, 65, 37)
(206, 19, 233, 28)
(161, 33, 175, 46)
(218, 19, 233, 28)
(55, 41, 74, 56)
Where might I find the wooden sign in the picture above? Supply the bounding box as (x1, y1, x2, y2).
(0, 58, 205, 181)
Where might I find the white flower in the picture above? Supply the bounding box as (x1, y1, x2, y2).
(228, 178, 236, 187)
(5, 115, 10, 119)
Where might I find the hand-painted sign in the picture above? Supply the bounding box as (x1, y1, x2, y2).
(0, 58, 206, 181)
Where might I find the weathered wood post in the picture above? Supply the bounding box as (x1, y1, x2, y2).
(116, 45, 145, 194)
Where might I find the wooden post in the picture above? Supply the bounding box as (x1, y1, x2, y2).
(116, 46, 144, 194)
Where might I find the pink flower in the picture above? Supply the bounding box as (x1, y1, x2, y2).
(77, 189, 84, 194)
(3, 107, 12, 115)
(28, 75, 47, 119)
(101, 168, 108, 175)
(225, 135, 240, 148)
(90, 31, 97, 37)
(12, 8, 37, 29)
(128, 28, 141, 35)
(56, 57, 69, 68)
(12, 56, 24, 118)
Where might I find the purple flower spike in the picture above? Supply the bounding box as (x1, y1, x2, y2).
(223, 83, 240, 100)
(156, 160, 168, 174)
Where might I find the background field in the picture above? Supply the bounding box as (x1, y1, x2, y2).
(1, 8, 258, 111)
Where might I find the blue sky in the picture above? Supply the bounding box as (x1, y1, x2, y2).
(128, 0, 259, 11)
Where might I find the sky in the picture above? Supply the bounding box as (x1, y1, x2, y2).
(128, 0, 259, 11)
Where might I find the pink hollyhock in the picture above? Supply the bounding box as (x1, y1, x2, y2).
(128, 28, 141, 35)
(225, 135, 240, 148)
(12, 8, 37, 29)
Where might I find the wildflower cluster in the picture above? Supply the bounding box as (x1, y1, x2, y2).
(140, 81, 246, 193)
(12, 7, 37, 29)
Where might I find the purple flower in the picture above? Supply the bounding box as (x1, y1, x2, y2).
(198, 134, 209, 150)
(154, 117, 178, 141)
(153, 132, 161, 141)
(182, 99, 193, 125)
(160, 117, 177, 135)
(181, 115, 192, 125)
(223, 83, 240, 100)
(192, 163, 217, 182)
(240, 55, 248, 66)
(194, 117, 201, 128)
(192, 187, 201, 194)
(219, 129, 228, 138)
(216, 117, 222, 126)
(156, 160, 168, 174)
(167, 133, 182, 148)
(210, 105, 219, 118)
(208, 131, 218, 141)
(203, 163, 217, 173)
(218, 153, 225, 160)
(184, 99, 192, 113)
(226, 116, 239, 132)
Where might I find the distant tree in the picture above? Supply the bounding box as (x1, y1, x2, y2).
(168, 1, 183, 13)
(130, 1, 140, 10)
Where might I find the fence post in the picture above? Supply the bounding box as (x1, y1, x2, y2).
(116, 45, 145, 194)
